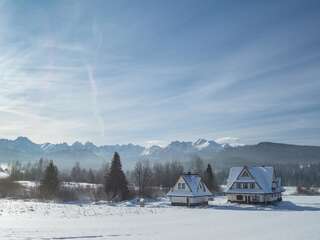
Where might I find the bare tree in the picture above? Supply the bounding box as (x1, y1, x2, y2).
(190, 156, 205, 175)
(167, 160, 184, 187)
(95, 162, 110, 184)
(133, 160, 152, 197)
(152, 163, 165, 187)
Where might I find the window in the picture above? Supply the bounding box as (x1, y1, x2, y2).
(236, 195, 243, 201)
(178, 183, 182, 189)
(252, 195, 258, 201)
(236, 183, 241, 189)
(181, 183, 186, 189)
(243, 183, 248, 189)
(241, 171, 249, 177)
(250, 183, 255, 189)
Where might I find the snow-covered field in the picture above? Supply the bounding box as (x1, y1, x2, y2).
(0, 195, 319, 240)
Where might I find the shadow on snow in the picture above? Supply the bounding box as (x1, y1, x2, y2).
(208, 201, 320, 212)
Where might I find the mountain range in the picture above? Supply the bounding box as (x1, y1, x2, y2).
(0, 137, 320, 170)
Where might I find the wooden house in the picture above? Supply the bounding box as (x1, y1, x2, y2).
(167, 173, 212, 206)
(225, 166, 284, 204)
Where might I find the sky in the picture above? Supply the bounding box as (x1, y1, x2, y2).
(0, 0, 320, 146)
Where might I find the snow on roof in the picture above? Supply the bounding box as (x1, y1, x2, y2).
(226, 166, 276, 193)
(250, 166, 273, 192)
(226, 167, 243, 190)
(167, 174, 212, 197)
(182, 174, 201, 193)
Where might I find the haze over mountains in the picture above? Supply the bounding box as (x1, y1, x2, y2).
(0, 137, 320, 170)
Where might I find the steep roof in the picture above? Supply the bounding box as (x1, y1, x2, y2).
(167, 174, 212, 197)
(225, 166, 279, 193)
(250, 166, 273, 192)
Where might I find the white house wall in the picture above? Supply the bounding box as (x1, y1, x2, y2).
(169, 196, 209, 205)
(227, 193, 282, 203)
(189, 196, 208, 204)
(170, 196, 187, 204)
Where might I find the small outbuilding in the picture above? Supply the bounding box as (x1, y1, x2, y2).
(225, 166, 284, 204)
(167, 172, 212, 206)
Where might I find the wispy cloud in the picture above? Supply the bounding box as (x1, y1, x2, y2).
(144, 140, 167, 148)
(86, 64, 105, 137)
(0, 1, 319, 145)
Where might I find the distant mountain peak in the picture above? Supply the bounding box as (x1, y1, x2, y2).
(72, 141, 83, 146)
(193, 138, 209, 150)
(193, 138, 207, 145)
(0, 136, 318, 170)
(141, 145, 162, 155)
(14, 136, 33, 143)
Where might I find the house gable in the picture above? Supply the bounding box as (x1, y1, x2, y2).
(172, 176, 191, 192)
(226, 166, 277, 193)
(227, 167, 260, 191)
(167, 174, 212, 197)
(237, 167, 253, 180)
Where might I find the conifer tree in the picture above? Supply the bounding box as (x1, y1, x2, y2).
(40, 161, 60, 199)
(71, 162, 82, 182)
(104, 152, 129, 201)
(204, 164, 219, 192)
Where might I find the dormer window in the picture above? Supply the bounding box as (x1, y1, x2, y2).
(241, 171, 249, 177)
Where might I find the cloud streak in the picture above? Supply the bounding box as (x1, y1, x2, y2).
(0, 1, 319, 146)
(86, 64, 105, 137)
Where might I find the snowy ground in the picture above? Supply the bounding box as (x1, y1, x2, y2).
(17, 181, 102, 189)
(0, 195, 319, 240)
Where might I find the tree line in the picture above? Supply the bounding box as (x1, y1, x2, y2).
(8, 153, 220, 201)
(274, 163, 320, 187)
(8, 153, 320, 201)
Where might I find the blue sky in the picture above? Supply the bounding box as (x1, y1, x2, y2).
(0, 0, 320, 146)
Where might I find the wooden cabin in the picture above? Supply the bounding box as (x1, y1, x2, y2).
(167, 173, 212, 206)
(225, 166, 284, 204)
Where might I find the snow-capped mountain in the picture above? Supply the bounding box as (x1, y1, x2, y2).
(193, 138, 209, 150)
(141, 139, 224, 162)
(0, 137, 225, 168)
(0, 137, 146, 169)
(1, 136, 319, 170)
(141, 145, 162, 156)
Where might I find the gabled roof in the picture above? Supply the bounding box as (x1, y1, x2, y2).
(225, 166, 279, 193)
(167, 174, 212, 197)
